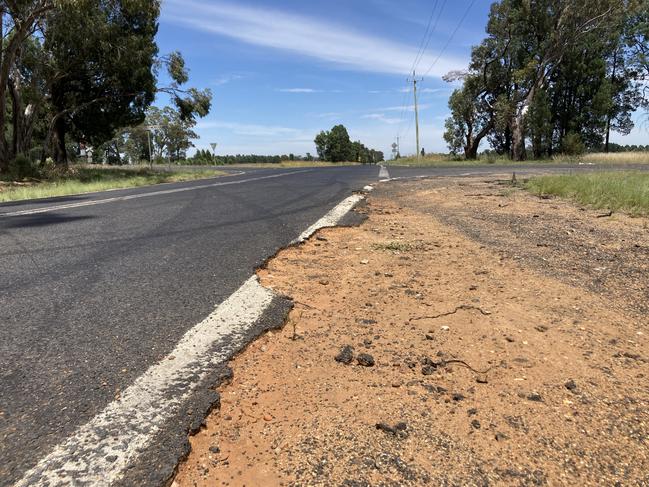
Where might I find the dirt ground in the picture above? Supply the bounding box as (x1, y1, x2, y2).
(173, 176, 649, 487)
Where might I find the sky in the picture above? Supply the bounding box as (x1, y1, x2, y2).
(157, 0, 648, 158)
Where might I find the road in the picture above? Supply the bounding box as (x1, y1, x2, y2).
(1, 163, 647, 486)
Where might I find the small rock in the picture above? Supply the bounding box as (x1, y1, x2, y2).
(565, 380, 577, 392)
(440, 326, 450, 332)
(471, 419, 481, 430)
(376, 422, 408, 438)
(358, 319, 377, 326)
(535, 325, 548, 333)
(263, 413, 273, 422)
(363, 339, 373, 348)
(319, 280, 329, 286)
(476, 376, 488, 384)
(209, 446, 220, 454)
(316, 236, 328, 242)
(505, 336, 516, 343)
(360, 259, 369, 265)
(335, 346, 354, 365)
(467, 408, 478, 416)
(452, 393, 465, 402)
(527, 393, 543, 402)
(357, 353, 375, 367)
(376, 423, 395, 434)
(422, 365, 436, 376)
(495, 432, 509, 442)
(425, 334, 434, 341)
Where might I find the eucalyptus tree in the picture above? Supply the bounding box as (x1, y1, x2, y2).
(42, 0, 160, 164)
(446, 0, 639, 160)
(0, 0, 212, 171)
(0, 0, 61, 170)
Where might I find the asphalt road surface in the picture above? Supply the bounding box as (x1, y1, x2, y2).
(1, 163, 648, 486)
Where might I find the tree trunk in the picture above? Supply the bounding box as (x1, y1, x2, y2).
(465, 144, 479, 160)
(604, 50, 618, 153)
(465, 121, 494, 160)
(512, 113, 527, 161)
(53, 116, 68, 166)
(0, 6, 7, 173)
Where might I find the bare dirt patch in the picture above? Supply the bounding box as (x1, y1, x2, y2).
(174, 177, 648, 487)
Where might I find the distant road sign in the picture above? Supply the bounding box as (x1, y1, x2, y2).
(210, 143, 218, 152)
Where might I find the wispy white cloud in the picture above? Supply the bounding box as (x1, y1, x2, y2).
(398, 87, 444, 94)
(163, 0, 466, 77)
(278, 88, 321, 93)
(362, 113, 401, 125)
(312, 111, 345, 119)
(196, 120, 308, 138)
(212, 74, 245, 86)
(381, 104, 431, 112)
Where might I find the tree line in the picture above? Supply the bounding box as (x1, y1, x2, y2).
(0, 1, 211, 176)
(444, 0, 649, 160)
(315, 125, 384, 164)
(187, 152, 317, 165)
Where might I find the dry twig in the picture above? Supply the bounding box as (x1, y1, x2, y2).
(410, 305, 492, 322)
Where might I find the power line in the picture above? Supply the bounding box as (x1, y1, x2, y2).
(413, 0, 448, 73)
(396, 0, 451, 155)
(410, 0, 440, 73)
(422, 0, 478, 78)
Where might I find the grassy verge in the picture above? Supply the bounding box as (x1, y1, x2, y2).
(0, 166, 226, 203)
(389, 152, 649, 167)
(581, 152, 649, 165)
(525, 171, 649, 216)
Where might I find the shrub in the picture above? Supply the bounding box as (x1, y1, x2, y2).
(9, 154, 41, 179)
(561, 132, 586, 156)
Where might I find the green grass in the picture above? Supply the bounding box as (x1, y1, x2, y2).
(372, 241, 422, 252)
(525, 172, 649, 216)
(0, 166, 226, 202)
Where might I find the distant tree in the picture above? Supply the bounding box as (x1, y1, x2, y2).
(314, 124, 355, 162)
(146, 106, 198, 162)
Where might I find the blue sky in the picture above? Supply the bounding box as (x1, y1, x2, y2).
(158, 0, 646, 157)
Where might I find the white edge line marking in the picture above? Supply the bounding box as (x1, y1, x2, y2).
(378, 165, 390, 181)
(293, 194, 365, 244)
(17, 191, 365, 487)
(0, 170, 310, 218)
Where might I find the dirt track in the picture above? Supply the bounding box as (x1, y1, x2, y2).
(174, 176, 649, 486)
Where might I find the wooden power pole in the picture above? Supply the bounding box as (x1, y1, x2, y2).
(408, 71, 423, 160)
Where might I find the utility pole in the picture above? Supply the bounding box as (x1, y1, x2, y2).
(408, 71, 423, 160)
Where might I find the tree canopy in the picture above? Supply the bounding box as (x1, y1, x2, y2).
(0, 0, 211, 173)
(444, 0, 648, 160)
(314, 125, 383, 163)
